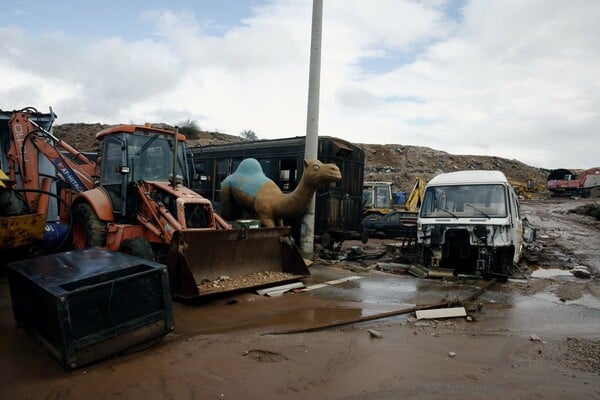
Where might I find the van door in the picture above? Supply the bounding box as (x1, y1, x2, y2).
(508, 188, 523, 262)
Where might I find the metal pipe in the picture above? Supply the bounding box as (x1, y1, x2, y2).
(300, 0, 323, 259)
(263, 279, 497, 335)
(172, 128, 179, 190)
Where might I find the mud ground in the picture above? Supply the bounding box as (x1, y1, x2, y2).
(1, 197, 599, 400)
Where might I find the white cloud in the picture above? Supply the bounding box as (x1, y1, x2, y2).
(0, 0, 598, 169)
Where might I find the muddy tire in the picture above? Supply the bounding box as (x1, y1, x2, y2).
(360, 229, 369, 244)
(320, 232, 332, 250)
(72, 203, 106, 249)
(119, 237, 154, 261)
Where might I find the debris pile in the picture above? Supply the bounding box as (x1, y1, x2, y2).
(198, 271, 300, 294)
(569, 203, 600, 220)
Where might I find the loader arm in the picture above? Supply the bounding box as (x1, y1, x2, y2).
(135, 181, 182, 243)
(7, 111, 96, 211)
(405, 177, 425, 212)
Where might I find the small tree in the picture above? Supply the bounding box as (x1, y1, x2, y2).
(240, 129, 258, 141)
(178, 119, 201, 139)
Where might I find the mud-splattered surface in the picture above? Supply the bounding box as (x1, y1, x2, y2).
(1, 197, 599, 399)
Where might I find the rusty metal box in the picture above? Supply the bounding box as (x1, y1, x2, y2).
(6, 248, 174, 369)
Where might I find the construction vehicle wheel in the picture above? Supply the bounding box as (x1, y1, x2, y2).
(320, 232, 332, 250)
(119, 238, 154, 261)
(72, 203, 106, 249)
(360, 229, 369, 244)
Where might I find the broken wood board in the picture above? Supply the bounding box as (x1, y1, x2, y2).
(374, 262, 411, 274)
(427, 268, 455, 279)
(415, 307, 467, 320)
(256, 282, 305, 297)
(408, 265, 429, 278)
(301, 276, 362, 292)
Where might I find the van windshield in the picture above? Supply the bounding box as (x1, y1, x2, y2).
(420, 184, 507, 218)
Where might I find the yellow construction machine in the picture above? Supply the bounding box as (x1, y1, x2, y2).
(405, 177, 425, 213)
(363, 181, 394, 220)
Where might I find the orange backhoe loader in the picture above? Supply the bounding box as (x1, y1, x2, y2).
(1, 107, 96, 253)
(1, 108, 309, 301)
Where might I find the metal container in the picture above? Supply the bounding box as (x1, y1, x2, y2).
(235, 219, 261, 229)
(6, 248, 174, 369)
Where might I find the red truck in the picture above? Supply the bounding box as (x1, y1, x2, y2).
(546, 167, 600, 197)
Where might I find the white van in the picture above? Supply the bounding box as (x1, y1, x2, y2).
(417, 170, 524, 279)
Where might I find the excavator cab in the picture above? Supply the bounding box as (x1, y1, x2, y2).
(97, 127, 188, 220)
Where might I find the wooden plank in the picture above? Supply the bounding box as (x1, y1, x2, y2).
(256, 282, 305, 296)
(299, 276, 363, 292)
(415, 307, 467, 320)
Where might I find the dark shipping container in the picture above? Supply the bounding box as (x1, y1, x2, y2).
(187, 136, 367, 249)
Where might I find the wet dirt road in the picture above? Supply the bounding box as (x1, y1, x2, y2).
(1, 197, 599, 399)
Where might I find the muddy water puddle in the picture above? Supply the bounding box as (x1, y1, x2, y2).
(307, 267, 481, 306)
(530, 291, 600, 309)
(530, 268, 576, 279)
(303, 268, 600, 338)
(171, 260, 600, 338)
(498, 292, 600, 337)
(234, 306, 388, 331)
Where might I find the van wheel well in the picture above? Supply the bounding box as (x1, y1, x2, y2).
(375, 230, 386, 239)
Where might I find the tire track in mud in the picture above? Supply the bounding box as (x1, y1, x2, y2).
(522, 199, 600, 273)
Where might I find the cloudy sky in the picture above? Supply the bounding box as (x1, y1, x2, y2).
(1, 0, 598, 169)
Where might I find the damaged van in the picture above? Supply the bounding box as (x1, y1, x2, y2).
(417, 170, 524, 280)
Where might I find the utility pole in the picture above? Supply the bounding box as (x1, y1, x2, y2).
(300, 0, 323, 259)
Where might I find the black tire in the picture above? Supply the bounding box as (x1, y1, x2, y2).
(422, 247, 433, 268)
(119, 238, 155, 261)
(320, 232, 332, 250)
(360, 229, 369, 244)
(72, 203, 106, 249)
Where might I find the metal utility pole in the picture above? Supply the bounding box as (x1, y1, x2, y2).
(300, 0, 323, 259)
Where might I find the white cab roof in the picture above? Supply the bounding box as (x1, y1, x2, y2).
(427, 170, 508, 186)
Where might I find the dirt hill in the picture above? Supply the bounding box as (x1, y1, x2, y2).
(53, 123, 246, 154)
(356, 143, 549, 193)
(53, 123, 550, 193)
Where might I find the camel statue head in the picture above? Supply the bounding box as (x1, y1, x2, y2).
(302, 159, 342, 188)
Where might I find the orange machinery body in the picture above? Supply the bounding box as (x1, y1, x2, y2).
(6, 111, 96, 221)
(72, 181, 225, 251)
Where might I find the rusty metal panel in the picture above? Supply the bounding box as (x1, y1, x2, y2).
(0, 213, 46, 250)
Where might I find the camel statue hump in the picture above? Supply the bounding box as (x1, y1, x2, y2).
(221, 158, 270, 198)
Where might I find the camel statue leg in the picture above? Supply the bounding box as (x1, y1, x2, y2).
(260, 216, 276, 228)
(220, 186, 233, 220)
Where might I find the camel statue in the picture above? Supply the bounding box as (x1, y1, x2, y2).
(220, 158, 342, 228)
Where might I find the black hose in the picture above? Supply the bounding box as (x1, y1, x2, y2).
(14, 188, 74, 252)
(38, 172, 71, 188)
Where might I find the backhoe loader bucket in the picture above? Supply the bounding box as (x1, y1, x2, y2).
(165, 227, 310, 301)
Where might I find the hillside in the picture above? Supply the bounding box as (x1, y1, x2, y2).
(53, 123, 550, 193)
(53, 123, 246, 153)
(356, 143, 549, 192)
